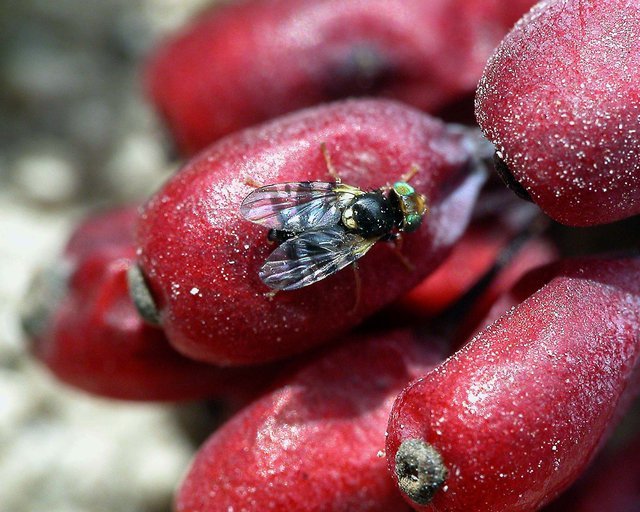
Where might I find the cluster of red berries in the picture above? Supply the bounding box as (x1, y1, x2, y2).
(24, 0, 640, 511)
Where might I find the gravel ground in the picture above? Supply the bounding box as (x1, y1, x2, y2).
(0, 2, 217, 511)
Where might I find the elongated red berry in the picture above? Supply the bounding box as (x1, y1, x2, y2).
(146, 0, 537, 154)
(23, 207, 278, 402)
(134, 99, 486, 365)
(395, 219, 513, 316)
(386, 257, 640, 511)
(476, 0, 640, 226)
(176, 329, 445, 512)
(541, 417, 640, 512)
(547, 434, 640, 512)
(456, 235, 558, 342)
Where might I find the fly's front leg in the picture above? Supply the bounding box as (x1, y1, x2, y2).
(400, 164, 420, 184)
(388, 233, 414, 272)
(380, 164, 421, 192)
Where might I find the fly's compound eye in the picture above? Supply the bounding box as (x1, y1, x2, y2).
(392, 182, 428, 232)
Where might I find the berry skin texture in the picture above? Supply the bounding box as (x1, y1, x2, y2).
(135, 99, 486, 366)
(396, 197, 553, 319)
(146, 0, 538, 154)
(386, 257, 640, 511)
(457, 235, 559, 343)
(542, 430, 640, 512)
(476, 0, 640, 226)
(176, 329, 445, 512)
(396, 219, 514, 317)
(25, 207, 278, 402)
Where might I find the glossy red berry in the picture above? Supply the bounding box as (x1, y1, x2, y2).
(386, 257, 640, 511)
(146, 0, 537, 154)
(135, 99, 486, 365)
(23, 207, 278, 402)
(545, 434, 640, 512)
(176, 328, 445, 512)
(396, 219, 513, 316)
(457, 235, 558, 343)
(476, 0, 640, 226)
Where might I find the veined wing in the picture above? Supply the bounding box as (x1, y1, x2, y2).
(259, 225, 377, 291)
(240, 182, 344, 232)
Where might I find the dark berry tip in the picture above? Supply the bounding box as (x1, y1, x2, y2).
(325, 44, 395, 99)
(20, 263, 70, 342)
(395, 438, 448, 506)
(127, 263, 161, 326)
(493, 152, 533, 202)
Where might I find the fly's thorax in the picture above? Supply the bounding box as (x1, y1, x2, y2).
(390, 182, 427, 232)
(341, 191, 401, 238)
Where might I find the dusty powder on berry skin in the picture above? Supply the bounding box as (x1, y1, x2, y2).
(135, 99, 487, 366)
(476, 0, 640, 226)
(387, 258, 640, 511)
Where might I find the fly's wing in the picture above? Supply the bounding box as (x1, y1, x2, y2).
(240, 182, 342, 232)
(259, 225, 377, 290)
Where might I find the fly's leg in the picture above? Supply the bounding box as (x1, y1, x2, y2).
(263, 289, 279, 300)
(401, 164, 420, 183)
(244, 177, 264, 188)
(381, 163, 421, 191)
(389, 233, 415, 272)
(320, 142, 342, 183)
(349, 262, 362, 315)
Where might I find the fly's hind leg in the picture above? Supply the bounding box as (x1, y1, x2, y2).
(244, 177, 264, 188)
(349, 262, 362, 315)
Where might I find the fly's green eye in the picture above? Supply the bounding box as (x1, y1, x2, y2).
(390, 181, 427, 232)
(393, 182, 416, 197)
(403, 213, 423, 232)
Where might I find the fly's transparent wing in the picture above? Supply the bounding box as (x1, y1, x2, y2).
(240, 182, 342, 232)
(259, 225, 377, 290)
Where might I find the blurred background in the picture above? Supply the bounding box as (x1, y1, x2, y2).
(0, 2, 218, 511)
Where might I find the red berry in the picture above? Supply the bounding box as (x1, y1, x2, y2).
(135, 99, 486, 365)
(457, 235, 558, 343)
(396, 220, 512, 316)
(386, 257, 640, 511)
(545, 434, 640, 512)
(146, 0, 537, 154)
(176, 328, 445, 512)
(476, 0, 640, 226)
(23, 207, 278, 402)
(64, 206, 139, 262)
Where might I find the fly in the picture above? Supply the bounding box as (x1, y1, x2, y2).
(240, 144, 428, 291)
